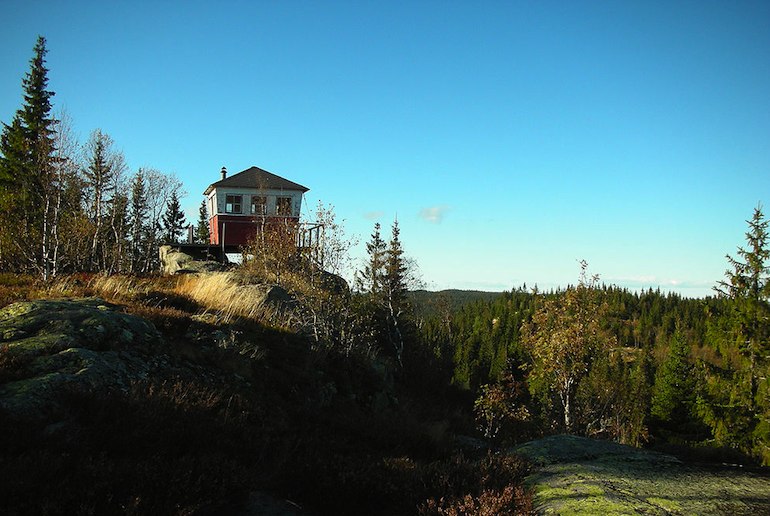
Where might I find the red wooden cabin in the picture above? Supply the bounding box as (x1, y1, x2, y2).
(204, 166, 309, 247)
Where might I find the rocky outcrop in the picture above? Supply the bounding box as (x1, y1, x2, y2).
(0, 298, 163, 418)
(514, 434, 770, 515)
(159, 245, 224, 275)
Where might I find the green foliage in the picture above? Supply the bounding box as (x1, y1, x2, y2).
(128, 169, 148, 271)
(651, 330, 696, 425)
(81, 128, 128, 270)
(716, 205, 770, 407)
(195, 199, 210, 244)
(355, 219, 417, 369)
(0, 117, 28, 189)
(0, 36, 57, 274)
(474, 372, 532, 443)
(444, 288, 532, 391)
(699, 205, 770, 463)
(574, 350, 651, 445)
(0, 38, 183, 277)
(356, 221, 386, 294)
(523, 262, 616, 433)
(385, 218, 407, 306)
(421, 274, 723, 447)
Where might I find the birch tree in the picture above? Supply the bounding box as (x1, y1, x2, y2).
(141, 168, 183, 272)
(82, 129, 126, 270)
(522, 261, 616, 432)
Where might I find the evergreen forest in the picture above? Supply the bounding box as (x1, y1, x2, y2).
(419, 240, 770, 464)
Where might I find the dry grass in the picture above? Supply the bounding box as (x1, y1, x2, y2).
(58, 273, 290, 327)
(0, 266, 317, 332)
(173, 272, 287, 325)
(86, 274, 180, 301)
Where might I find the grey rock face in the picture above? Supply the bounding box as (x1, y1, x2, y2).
(0, 298, 162, 418)
(159, 245, 224, 275)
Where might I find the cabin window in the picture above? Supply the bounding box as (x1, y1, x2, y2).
(225, 194, 242, 214)
(251, 196, 267, 215)
(276, 197, 292, 216)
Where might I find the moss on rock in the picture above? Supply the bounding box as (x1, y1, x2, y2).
(0, 298, 162, 418)
(515, 435, 770, 515)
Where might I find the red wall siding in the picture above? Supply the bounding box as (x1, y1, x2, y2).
(209, 215, 299, 246)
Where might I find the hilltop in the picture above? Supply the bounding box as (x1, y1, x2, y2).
(410, 289, 505, 316)
(0, 273, 531, 515)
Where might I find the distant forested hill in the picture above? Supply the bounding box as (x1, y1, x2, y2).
(409, 289, 504, 316)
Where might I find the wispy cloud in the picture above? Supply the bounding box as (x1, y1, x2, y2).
(363, 210, 384, 221)
(419, 205, 450, 224)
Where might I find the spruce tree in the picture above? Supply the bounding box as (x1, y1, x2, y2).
(383, 219, 411, 369)
(651, 330, 695, 425)
(716, 205, 770, 410)
(357, 222, 387, 294)
(129, 170, 148, 272)
(21, 36, 56, 178)
(82, 129, 125, 269)
(195, 199, 210, 244)
(0, 118, 28, 189)
(706, 205, 770, 462)
(162, 190, 187, 243)
(0, 36, 57, 200)
(0, 35, 57, 273)
(385, 218, 407, 307)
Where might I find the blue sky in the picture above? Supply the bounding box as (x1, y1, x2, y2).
(2, 1, 769, 296)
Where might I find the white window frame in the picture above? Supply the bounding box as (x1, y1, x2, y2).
(225, 194, 242, 214)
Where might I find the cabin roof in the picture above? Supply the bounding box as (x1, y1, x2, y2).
(203, 166, 309, 195)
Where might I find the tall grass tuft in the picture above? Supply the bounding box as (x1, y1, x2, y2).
(174, 272, 287, 326)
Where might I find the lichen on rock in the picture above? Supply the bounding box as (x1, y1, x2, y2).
(514, 434, 770, 515)
(0, 298, 162, 419)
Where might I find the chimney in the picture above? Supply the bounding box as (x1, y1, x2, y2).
(220, 166, 227, 180)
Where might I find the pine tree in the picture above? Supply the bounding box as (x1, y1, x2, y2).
(195, 199, 210, 244)
(162, 190, 187, 243)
